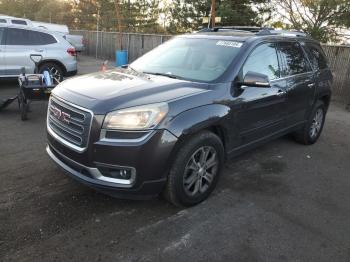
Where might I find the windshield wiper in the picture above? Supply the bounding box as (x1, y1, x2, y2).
(143, 72, 181, 79)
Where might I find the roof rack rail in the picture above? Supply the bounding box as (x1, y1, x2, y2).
(197, 27, 310, 38)
(198, 26, 274, 33)
(256, 29, 308, 37)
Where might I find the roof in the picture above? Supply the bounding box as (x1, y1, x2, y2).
(195, 27, 314, 42)
(182, 30, 255, 42)
(0, 15, 69, 34)
(0, 23, 64, 37)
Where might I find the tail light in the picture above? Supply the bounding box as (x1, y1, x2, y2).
(67, 48, 76, 56)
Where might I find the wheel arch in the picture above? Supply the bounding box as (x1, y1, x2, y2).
(164, 104, 231, 161)
(319, 94, 331, 110)
(38, 59, 67, 75)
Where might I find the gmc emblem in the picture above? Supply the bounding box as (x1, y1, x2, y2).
(51, 105, 71, 124)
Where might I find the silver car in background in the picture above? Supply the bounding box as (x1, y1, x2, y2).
(0, 24, 77, 83)
(0, 15, 85, 52)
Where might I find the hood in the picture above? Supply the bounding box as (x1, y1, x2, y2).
(52, 69, 209, 114)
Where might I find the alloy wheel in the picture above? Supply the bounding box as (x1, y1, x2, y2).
(49, 66, 62, 85)
(309, 108, 324, 139)
(183, 146, 219, 196)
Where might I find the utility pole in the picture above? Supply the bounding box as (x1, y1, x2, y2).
(115, 0, 122, 33)
(211, 0, 216, 28)
(96, 7, 100, 59)
(128, 0, 131, 31)
(23, 0, 26, 18)
(114, 0, 123, 49)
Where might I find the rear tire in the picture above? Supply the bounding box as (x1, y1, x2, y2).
(163, 131, 224, 207)
(294, 101, 326, 145)
(39, 62, 64, 85)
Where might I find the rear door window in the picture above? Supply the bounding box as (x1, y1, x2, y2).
(6, 28, 56, 45)
(278, 42, 310, 76)
(242, 42, 280, 81)
(6, 28, 30, 45)
(304, 43, 328, 70)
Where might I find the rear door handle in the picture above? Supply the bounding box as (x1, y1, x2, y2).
(308, 83, 315, 88)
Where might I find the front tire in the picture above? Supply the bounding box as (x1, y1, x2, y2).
(163, 131, 224, 207)
(294, 101, 326, 145)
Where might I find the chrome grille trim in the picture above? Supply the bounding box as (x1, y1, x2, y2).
(49, 117, 83, 143)
(49, 115, 84, 136)
(47, 96, 94, 153)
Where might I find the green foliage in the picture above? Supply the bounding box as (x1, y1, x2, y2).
(0, 0, 44, 20)
(217, 0, 271, 26)
(165, 0, 272, 33)
(0, 0, 347, 40)
(122, 0, 164, 33)
(165, 0, 211, 33)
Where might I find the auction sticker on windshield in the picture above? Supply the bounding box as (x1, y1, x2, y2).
(216, 40, 243, 48)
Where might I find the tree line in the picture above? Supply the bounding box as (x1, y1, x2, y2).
(0, 0, 349, 42)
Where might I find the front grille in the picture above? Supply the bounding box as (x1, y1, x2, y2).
(48, 96, 93, 151)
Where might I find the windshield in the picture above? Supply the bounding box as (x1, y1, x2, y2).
(131, 37, 243, 82)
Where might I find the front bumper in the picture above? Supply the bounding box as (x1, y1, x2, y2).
(46, 129, 178, 199)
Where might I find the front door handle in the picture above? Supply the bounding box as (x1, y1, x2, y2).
(276, 90, 286, 96)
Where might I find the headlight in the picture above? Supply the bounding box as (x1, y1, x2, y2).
(102, 103, 168, 130)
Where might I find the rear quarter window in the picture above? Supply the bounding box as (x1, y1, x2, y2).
(0, 19, 6, 23)
(38, 32, 57, 45)
(278, 42, 310, 76)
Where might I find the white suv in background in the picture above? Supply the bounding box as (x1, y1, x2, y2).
(0, 24, 77, 83)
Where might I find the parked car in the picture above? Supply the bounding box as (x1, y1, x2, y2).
(0, 15, 85, 52)
(31, 21, 69, 34)
(0, 24, 77, 83)
(31, 21, 85, 52)
(0, 15, 33, 26)
(63, 34, 85, 53)
(46, 29, 332, 207)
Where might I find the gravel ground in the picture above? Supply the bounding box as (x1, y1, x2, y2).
(1, 56, 350, 262)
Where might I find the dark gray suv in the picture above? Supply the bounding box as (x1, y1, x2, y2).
(46, 29, 332, 207)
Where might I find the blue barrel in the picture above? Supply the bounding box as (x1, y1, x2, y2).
(116, 50, 128, 67)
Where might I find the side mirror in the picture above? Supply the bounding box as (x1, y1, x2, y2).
(241, 71, 271, 88)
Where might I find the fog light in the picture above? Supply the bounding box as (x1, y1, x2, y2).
(97, 165, 134, 180)
(110, 169, 132, 180)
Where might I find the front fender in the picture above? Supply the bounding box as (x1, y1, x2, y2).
(165, 104, 231, 138)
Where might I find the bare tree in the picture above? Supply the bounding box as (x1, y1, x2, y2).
(274, 0, 350, 42)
